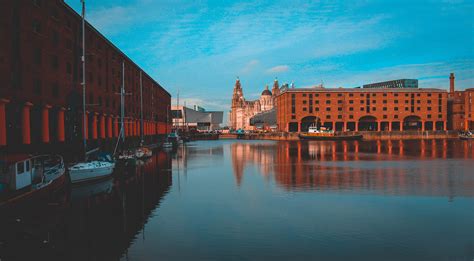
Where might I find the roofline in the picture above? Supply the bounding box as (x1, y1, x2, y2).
(277, 87, 448, 97)
(60, 1, 171, 97)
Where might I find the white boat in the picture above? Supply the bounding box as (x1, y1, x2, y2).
(135, 147, 152, 159)
(69, 160, 115, 183)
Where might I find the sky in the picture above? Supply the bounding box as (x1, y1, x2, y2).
(65, 0, 474, 121)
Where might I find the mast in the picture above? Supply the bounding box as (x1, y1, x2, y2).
(177, 89, 179, 132)
(121, 61, 125, 143)
(81, 0, 87, 159)
(140, 71, 144, 144)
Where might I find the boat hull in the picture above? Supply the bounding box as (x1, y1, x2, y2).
(459, 135, 473, 140)
(299, 134, 363, 141)
(69, 162, 115, 184)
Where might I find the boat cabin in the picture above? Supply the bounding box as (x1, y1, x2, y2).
(0, 155, 36, 192)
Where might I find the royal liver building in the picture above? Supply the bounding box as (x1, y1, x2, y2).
(229, 77, 280, 130)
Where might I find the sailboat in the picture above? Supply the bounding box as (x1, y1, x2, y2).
(134, 71, 153, 160)
(68, 0, 115, 184)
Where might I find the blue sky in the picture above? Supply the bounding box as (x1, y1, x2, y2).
(66, 0, 473, 116)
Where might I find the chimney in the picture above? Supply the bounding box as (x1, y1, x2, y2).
(449, 73, 455, 93)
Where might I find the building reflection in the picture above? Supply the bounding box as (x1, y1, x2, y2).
(0, 151, 172, 261)
(231, 140, 474, 197)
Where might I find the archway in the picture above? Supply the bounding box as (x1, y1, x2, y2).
(300, 116, 320, 132)
(358, 116, 378, 131)
(403, 115, 422, 130)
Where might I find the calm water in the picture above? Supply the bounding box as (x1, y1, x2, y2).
(0, 140, 473, 261)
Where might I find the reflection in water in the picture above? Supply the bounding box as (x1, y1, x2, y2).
(0, 151, 172, 261)
(231, 140, 474, 197)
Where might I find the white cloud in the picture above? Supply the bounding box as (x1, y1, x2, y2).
(240, 60, 260, 74)
(266, 65, 289, 74)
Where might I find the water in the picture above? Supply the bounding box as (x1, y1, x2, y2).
(0, 140, 473, 261)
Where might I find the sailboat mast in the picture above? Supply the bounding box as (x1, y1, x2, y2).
(121, 61, 125, 142)
(81, 0, 87, 159)
(140, 71, 144, 144)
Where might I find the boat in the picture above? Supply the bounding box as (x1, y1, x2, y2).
(69, 153, 115, 183)
(0, 154, 66, 208)
(68, 2, 115, 184)
(459, 131, 473, 140)
(135, 147, 153, 159)
(299, 125, 363, 141)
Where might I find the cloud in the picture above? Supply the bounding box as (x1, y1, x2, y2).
(266, 65, 289, 74)
(240, 60, 260, 74)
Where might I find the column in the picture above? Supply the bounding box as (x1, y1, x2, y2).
(137, 120, 141, 137)
(100, 114, 106, 139)
(42, 104, 51, 143)
(57, 107, 65, 142)
(388, 121, 392, 132)
(355, 122, 359, 132)
(114, 116, 119, 137)
(343, 121, 347, 132)
(22, 102, 33, 144)
(377, 121, 381, 131)
(83, 111, 89, 140)
(443, 121, 447, 131)
(92, 113, 98, 139)
(0, 99, 10, 146)
(465, 119, 469, 131)
(421, 120, 425, 131)
(107, 115, 113, 138)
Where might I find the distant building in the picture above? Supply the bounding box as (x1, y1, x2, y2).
(363, 79, 418, 89)
(249, 108, 277, 131)
(448, 73, 474, 130)
(229, 78, 280, 130)
(171, 106, 223, 132)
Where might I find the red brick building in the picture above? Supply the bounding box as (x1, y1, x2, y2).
(276, 86, 449, 133)
(0, 0, 171, 152)
(448, 73, 474, 131)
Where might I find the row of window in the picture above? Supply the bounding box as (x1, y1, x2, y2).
(291, 114, 443, 120)
(300, 93, 442, 98)
(302, 99, 440, 105)
(301, 106, 442, 112)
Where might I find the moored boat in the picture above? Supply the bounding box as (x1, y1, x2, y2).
(69, 153, 115, 184)
(0, 154, 66, 208)
(299, 126, 363, 141)
(459, 131, 473, 140)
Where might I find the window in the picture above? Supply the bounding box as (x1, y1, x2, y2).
(383, 93, 387, 97)
(394, 100, 399, 104)
(360, 94, 364, 97)
(337, 93, 343, 97)
(338, 115, 342, 119)
(303, 107, 307, 111)
(326, 94, 330, 97)
(405, 107, 409, 111)
(372, 93, 376, 97)
(66, 62, 72, 74)
(428, 114, 432, 118)
(291, 115, 296, 119)
(428, 93, 432, 97)
(32, 20, 42, 34)
(349, 107, 354, 111)
(326, 107, 331, 111)
(34, 80, 42, 95)
(33, 0, 42, 7)
(383, 107, 387, 111)
(405, 94, 409, 97)
(427, 107, 432, 111)
(17, 162, 24, 174)
(428, 100, 432, 104)
(50, 55, 59, 69)
(372, 100, 376, 104)
(25, 161, 30, 172)
(405, 100, 409, 104)
(349, 115, 354, 119)
(315, 107, 319, 111)
(52, 82, 59, 98)
(417, 100, 421, 104)
(315, 94, 319, 97)
(52, 30, 59, 46)
(326, 100, 331, 104)
(383, 115, 387, 119)
(383, 100, 387, 104)
(417, 93, 420, 97)
(438, 114, 442, 118)
(349, 100, 354, 104)
(315, 100, 319, 104)
(338, 100, 343, 104)
(34, 48, 42, 65)
(417, 107, 421, 111)
(338, 107, 342, 111)
(360, 100, 365, 104)
(372, 107, 376, 111)
(326, 115, 331, 119)
(303, 100, 307, 104)
(303, 94, 306, 97)
(360, 107, 364, 111)
(349, 93, 354, 97)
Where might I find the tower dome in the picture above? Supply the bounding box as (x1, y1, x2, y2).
(261, 85, 272, 96)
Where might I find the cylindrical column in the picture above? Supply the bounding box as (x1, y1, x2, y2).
(443, 121, 447, 131)
(114, 116, 119, 137)
(92, 113, 98, 139)
(22, 102, 33, 144)
(377, 121, 381, 132)
(100, 114, 106, 139)
(0, 99, 10, 146)
(388, 121, 392, 132)
(83, 112, 89, 140)
(57, 107, 65, 142)
(421, 120, 425, 131)
(42, 104, 51, 143)
(107, 115, 113, 138)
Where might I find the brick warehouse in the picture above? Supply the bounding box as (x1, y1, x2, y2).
(0, 0, 171, 153)
(276, 74, 473, 133)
